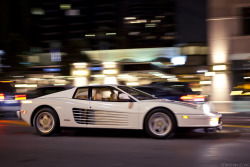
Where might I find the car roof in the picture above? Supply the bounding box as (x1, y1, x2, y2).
(77, 84, 123, 88)
(150, 82, 190, 85)
(36, 85, 75, 89)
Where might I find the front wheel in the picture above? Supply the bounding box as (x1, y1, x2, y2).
(145, 109, 176, 139)
(33, 108, 60, 136)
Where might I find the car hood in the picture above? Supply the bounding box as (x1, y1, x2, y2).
(140, 98, 199, 109)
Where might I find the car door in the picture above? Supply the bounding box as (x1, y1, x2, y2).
(88, 86, 139, 129)
(65, 87, 91, 127)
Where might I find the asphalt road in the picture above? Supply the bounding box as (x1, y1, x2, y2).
(0, 116, 250, 167)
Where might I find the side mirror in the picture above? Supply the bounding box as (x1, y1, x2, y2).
(119, 93, 130, 100)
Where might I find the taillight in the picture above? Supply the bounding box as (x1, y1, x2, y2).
(15, 94, 26, 100)
(0, 93, 4, 100)
(180, 95, 205, 102)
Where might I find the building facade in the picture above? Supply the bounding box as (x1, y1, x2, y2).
(207, 0, 250, 112)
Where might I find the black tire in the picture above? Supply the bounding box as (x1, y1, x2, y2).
(144, 108, 176, 139)
(33, 107, 60, 136)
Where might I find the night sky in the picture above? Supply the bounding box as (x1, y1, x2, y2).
(176, 0, 207, 43)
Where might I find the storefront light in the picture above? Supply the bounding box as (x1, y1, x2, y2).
(104, 76, 117, 84)
(197, 70, 208, 73)
(200, 81, 212, 85)
(126, 82, 139, 86)
(103, 69, 117, 75)
(103, 62, 117, 68)
(230, 91, 242, 96)
(213, 65, 226, 71)
(15, 84, 37, 88)
(73, 70, 89, 76)
(205, 72, 215, 76)
(73, 63, 87, 68)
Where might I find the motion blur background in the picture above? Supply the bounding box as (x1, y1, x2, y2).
(0, 0, 250, 113)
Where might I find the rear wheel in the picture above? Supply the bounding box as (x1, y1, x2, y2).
(145, 109, 176, 139)
(33, 107, 60, 136)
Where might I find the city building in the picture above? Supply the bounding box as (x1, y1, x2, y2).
(39, 0, 176, 52)
(207, 0, 250, 112)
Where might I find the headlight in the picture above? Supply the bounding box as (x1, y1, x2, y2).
(203, 104, 210, 114)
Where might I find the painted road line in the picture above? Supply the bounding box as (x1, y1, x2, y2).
(0, 120, 29, 126)
(223, 124, 250, 128)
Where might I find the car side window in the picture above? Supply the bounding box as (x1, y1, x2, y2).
(91, 87, 123, 102)
(74, 88, 89, 100)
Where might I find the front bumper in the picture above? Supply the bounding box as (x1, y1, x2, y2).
(176, 112, 222, 128)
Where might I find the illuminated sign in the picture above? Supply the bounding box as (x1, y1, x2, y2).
(89, 67, 103, 71)
(43, 68, 61, 72)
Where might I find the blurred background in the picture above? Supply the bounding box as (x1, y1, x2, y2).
(0, 0, 250, 113)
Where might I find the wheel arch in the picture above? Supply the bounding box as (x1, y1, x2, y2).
(30, 105, 60, 127)
(143, 107, 178, 130)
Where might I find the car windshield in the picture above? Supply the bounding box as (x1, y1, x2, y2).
(118, 86, 157, 100)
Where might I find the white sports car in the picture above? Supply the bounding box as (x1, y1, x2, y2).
(17, 85, 222, 139)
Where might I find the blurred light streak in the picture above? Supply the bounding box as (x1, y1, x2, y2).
(106, 33, 116, 36)
(168, 78, 179, 81)
(213, 65, 226, 71)
(0, 50, 5, 55)
(31, 8, 45, 15)
(74, 77, 88, 86)
(130, 19, 147, 24)
(73, 63, 87, 68)
(200, 81, 211, 85)
(197, 70, 208, 73)
(102, 62, 117, 68)
(171, 56, 186, 65)
(85, 34, 95, 37)
(65, 10, 80, 16)
(230, 91, 242, 96)
(124, 17, 136, 20)
(0, 120, 29, 126)
(128, 32, 140, 35)
(91, 75, 105, 78)
(151, 20, 161, 23)
(60, 4, 71, 10)
(155, 16, 165, 19)
(104, 76, 117, 84)
(145, 24, 156, 27)
(21, 100, 32, 104)
(15, 95, 26, 100)
(0, 81, 13, 83)
(103, 70, 117, 75)
(205, 72, 215, 76)
(72, 70, 89, 76)
(54, 84, 66, 86)
(126, 82, 139, 86)
(15, 84, 37, 88)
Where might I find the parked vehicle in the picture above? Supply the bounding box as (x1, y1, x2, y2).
(0, 81, 26, 116)
(136, 82, 206, 102)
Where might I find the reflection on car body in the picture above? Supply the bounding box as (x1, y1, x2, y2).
(17, 85, 222, 139)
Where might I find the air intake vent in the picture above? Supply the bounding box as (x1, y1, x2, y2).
(73, 108, 128, 126)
